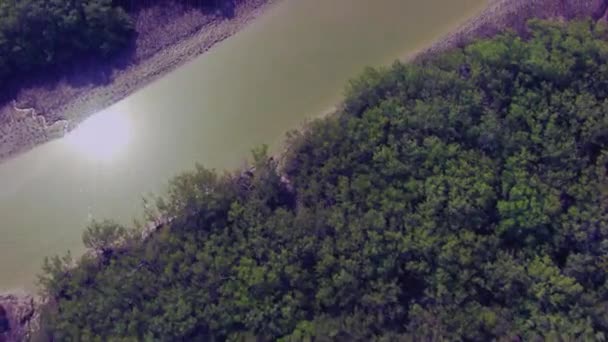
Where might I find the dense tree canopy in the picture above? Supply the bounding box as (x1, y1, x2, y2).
(0, 0, 235, 96)
(0, 0, 134, 82)
(40, 20, 608, 340)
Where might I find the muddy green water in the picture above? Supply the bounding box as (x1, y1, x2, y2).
(0, 0, 485, 290)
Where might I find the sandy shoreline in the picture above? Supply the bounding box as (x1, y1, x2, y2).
(0, 0, 277, 164)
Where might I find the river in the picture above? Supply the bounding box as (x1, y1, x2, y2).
(0, 0, 486, 290)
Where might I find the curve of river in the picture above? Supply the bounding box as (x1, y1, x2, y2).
(0, 0, 485, 291)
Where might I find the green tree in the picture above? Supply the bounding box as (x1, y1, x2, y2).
(82, 220, 128, 257)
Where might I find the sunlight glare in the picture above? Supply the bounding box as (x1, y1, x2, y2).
(64, 108, 132, 162)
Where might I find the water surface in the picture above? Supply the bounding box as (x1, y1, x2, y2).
(0, 0, 485, 290)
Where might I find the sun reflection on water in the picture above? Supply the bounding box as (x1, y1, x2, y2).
(64, 108, 132, 162)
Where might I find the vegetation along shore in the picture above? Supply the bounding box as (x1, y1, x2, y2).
(40, 18, 608, 340)
(3, 0, 608, 340)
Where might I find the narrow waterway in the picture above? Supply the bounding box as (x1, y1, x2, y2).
(0, 0, 486, 290)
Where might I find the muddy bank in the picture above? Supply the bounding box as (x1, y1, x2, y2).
(413, 0, 608, 61)
(0, 292, 40, 342)
(0, 0, 276, 164)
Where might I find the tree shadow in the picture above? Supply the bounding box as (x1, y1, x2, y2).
(0, 0, 237, 109)
(0, 39, 138, 109)
(63, 37, 138, 88)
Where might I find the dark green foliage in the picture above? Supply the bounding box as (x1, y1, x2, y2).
(0, 0, 134, 84)
(40, 20, 608, 340)
(0, 0, 236, 99)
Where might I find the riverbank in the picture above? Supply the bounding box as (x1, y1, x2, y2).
(5, 0, 608, 340)
(412, 0, 608, 61)
(0, 0, 276, 164)
(1, 1, 608, 166)
(0, 292, 39, 342)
